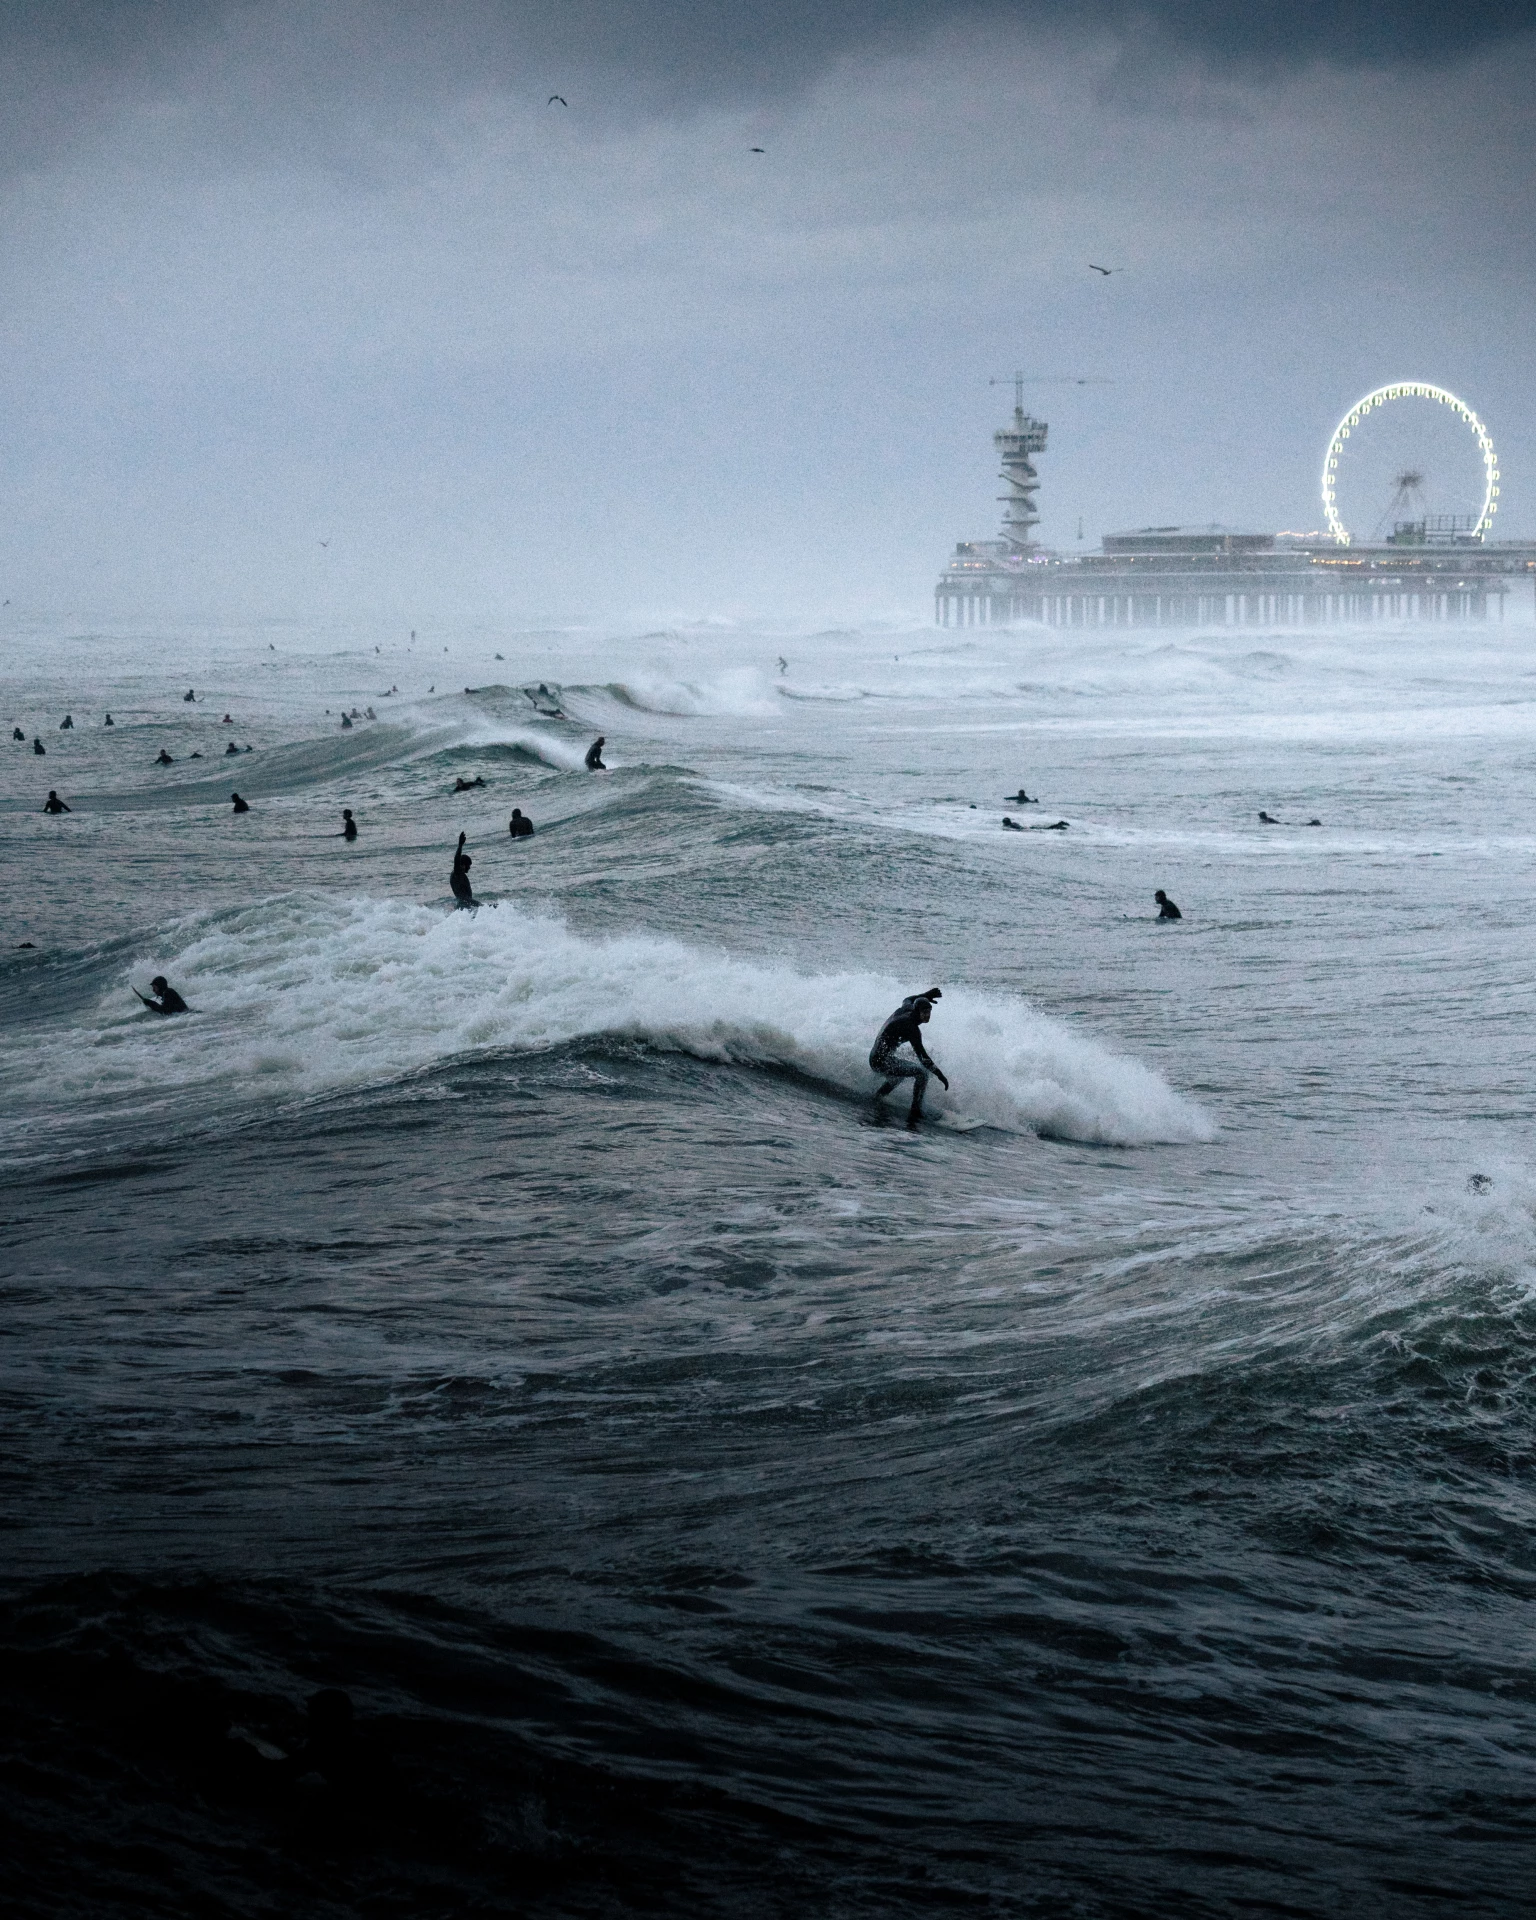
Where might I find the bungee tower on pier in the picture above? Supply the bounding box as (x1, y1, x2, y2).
(936, 387, 1536, 628)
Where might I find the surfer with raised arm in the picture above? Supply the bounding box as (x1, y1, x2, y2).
(450, 832, 476, 907)
(870, 990, 948, 1126)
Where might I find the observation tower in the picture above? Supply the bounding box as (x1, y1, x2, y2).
(994, 376, 1049, 551)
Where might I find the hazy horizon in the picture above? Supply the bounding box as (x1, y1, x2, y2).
(2, 0, 1533, 624)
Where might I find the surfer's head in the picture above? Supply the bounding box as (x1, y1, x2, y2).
(150, 976, 168, 993)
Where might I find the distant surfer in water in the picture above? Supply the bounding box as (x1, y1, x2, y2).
(33, 737, 45, 754)
(1002, 816, 1023, 831)
(508, 808, 533, 838)
(585, 737, 606, 770)
(340, 712, 353, 729)
(1258, 811, 1280, 824)
(870, 991, 948, 1126)
(231, 792, 250, 813)
(42, 790, 71, 813)
(450, 832, 476, 907)
(1154, 889, 1181, 920)
(59, 714, 73, 729)
(136, 975, 189, 1015)
(156, 748, 173, 765)
(453, 775, 485, 792)
(1005, 788, 1033, 804)
(225, 740, 239, 755)
(339, 808, 357, 839)
(12, 726, 24, 740)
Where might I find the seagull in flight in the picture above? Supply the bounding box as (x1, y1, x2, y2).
(750, 146, 765, 152)
(1088, 264, 1121, 275)
(318, 539, 330, 548)
(548, 94, 567, 106)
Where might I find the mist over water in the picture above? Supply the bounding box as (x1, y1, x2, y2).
(5, 612, 1536, 1916)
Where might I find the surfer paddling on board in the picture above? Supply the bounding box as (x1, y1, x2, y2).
(450, 832, 476, 908)
(870, 988, 948, 1126)
(135, 975, 189, 1015)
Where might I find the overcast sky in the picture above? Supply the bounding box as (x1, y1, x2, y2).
(1, 1, 1533, 624)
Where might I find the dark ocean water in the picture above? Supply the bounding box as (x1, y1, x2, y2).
(4, 618, 1536, 1916)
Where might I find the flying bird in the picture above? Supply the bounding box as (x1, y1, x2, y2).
(319, 539, 330, 548)
(548, 95, 567, 106)
(750, 146, 765, 152)
(1088, 264, 1121, 275)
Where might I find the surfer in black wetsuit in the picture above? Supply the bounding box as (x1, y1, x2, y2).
(156, 748, 173, 765)
(42, 790, 70, 813)
(1258, 811, 1280, 824)
(231, 792, 250, 813)
(340, 712, 353, 729)
(11, 727, 23, 740)
(453, 775, 485, 792)
(183, 688, 196, 702)
(508, 808, 533, 837)
(1154, 889, 1181, 920)
(1005, 788, 1033, 803)
(1002, 816, 1023, 831)
(59, 714, 73, 729)
(33, 737, 45, 754)
(339, 808, 357, 839)
(585, 737, 606, 770)
(870, 992, 948, 1125)
(136, 975, 189, 1015)
(450, 832, 475, 907)
(104, 714, 113, 726)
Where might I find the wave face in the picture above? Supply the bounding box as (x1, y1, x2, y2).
(0, 896, 1212, 1159)
(5, 613, 1536, 1917)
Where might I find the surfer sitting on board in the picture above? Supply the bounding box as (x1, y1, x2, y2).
(870, 990, 948, 1126)
(585, 737, 606, 770)
(450, 832, 476, 908)
(136, 975, 189, 1015)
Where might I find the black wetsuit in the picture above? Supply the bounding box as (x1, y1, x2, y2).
(231, 794, 250, 813)
(1156, 891, 1181, 920)
(11, 727, 23, 741)
(450, 835, 475, 907)
(870, 1002, 946, 1119)
(341, 812, 357, 839)
(156, 749, 173, 764)
(33, 738, 45, 754)
(585, 739, 606, 770)
(225, 741, 239, 754)
(42, 792, 70, 813)
(508, 811, 533, 838)
(139, 985, 189, 1015)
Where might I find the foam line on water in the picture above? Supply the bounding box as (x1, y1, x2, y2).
(3, 897, 1214, 1150)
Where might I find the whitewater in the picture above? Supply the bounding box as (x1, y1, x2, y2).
(4, 610, 1536, 1919)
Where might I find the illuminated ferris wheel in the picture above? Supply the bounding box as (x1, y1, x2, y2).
(1321, 382, 1499, 546)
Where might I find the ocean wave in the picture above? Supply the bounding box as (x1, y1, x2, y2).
(3, 897, 1214, 1150)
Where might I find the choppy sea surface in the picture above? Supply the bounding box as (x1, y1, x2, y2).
(4, 612, 1536, 1917)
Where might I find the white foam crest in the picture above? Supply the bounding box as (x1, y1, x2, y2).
(12, 898, 1213, 1148)
(582, 669, 781, 717)
(449, 719, 592, 769)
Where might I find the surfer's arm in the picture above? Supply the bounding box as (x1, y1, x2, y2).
(913, 1039, 948, 1087)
